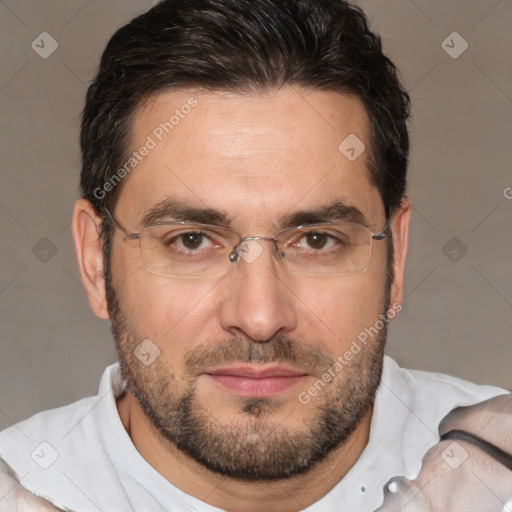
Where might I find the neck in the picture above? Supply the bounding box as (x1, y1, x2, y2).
(117, 392, 373, 512)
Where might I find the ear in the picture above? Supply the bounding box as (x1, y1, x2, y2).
(71, 198, 110, 319)
(389, 198, 411, 307)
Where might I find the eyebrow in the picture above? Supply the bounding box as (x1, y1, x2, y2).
(141, 198, 233, 227)
(278, 200, 368, 229)
(140, 197, 369, 229)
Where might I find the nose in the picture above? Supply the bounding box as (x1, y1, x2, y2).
(219, 239, 298, 342)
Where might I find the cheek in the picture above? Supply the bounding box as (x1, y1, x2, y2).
(114, 247, 222, 343)
(290, 271, 388, 352)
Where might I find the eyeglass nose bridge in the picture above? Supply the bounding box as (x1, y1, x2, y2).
(228, 236, 285, 264)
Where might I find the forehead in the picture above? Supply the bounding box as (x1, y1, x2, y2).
(117, 86, 382, 227)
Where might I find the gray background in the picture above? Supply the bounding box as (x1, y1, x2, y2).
(0, 0, 511, 431)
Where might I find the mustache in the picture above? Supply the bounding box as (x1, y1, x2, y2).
(185, 335, 334, 377)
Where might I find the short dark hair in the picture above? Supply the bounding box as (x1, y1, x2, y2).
(80, 0, 410, 243)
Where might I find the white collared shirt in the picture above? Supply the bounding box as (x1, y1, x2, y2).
(0, 356, 506, 512)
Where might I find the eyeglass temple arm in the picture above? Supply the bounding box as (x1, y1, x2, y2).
(102, 207, 141, 240)
(371, 212, 392, 241)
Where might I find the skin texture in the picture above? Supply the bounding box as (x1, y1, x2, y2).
(71, 87, 411, 512)
(375, 394, 512, 512)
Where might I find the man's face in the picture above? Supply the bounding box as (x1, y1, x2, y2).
(106, 87, 399, 480)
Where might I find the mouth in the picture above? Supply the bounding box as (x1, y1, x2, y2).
(202, 364, 310, 398)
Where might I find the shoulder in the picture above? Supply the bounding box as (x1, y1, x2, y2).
(0, 363, 121, 456)
(0, 392, 101, 461)
(0, 460, 64, 511)
(0, 364, 122, 512)
(378, 356, 508, 463)
(440, 393, 512, 454)
(367, 357, 509, 483)
(384, 355, 508, 416)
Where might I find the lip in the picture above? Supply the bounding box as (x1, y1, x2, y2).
(203, 364, 309, 397)
(205, 364, 308, 379)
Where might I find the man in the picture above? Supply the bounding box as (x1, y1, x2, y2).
(0, 0, 508, 511)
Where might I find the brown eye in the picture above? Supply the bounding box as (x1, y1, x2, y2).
(298, 231, 341, 251)
(181, 233, 205, 249)
(305, 233, 330, 250)
(164, 231, 214, 251)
